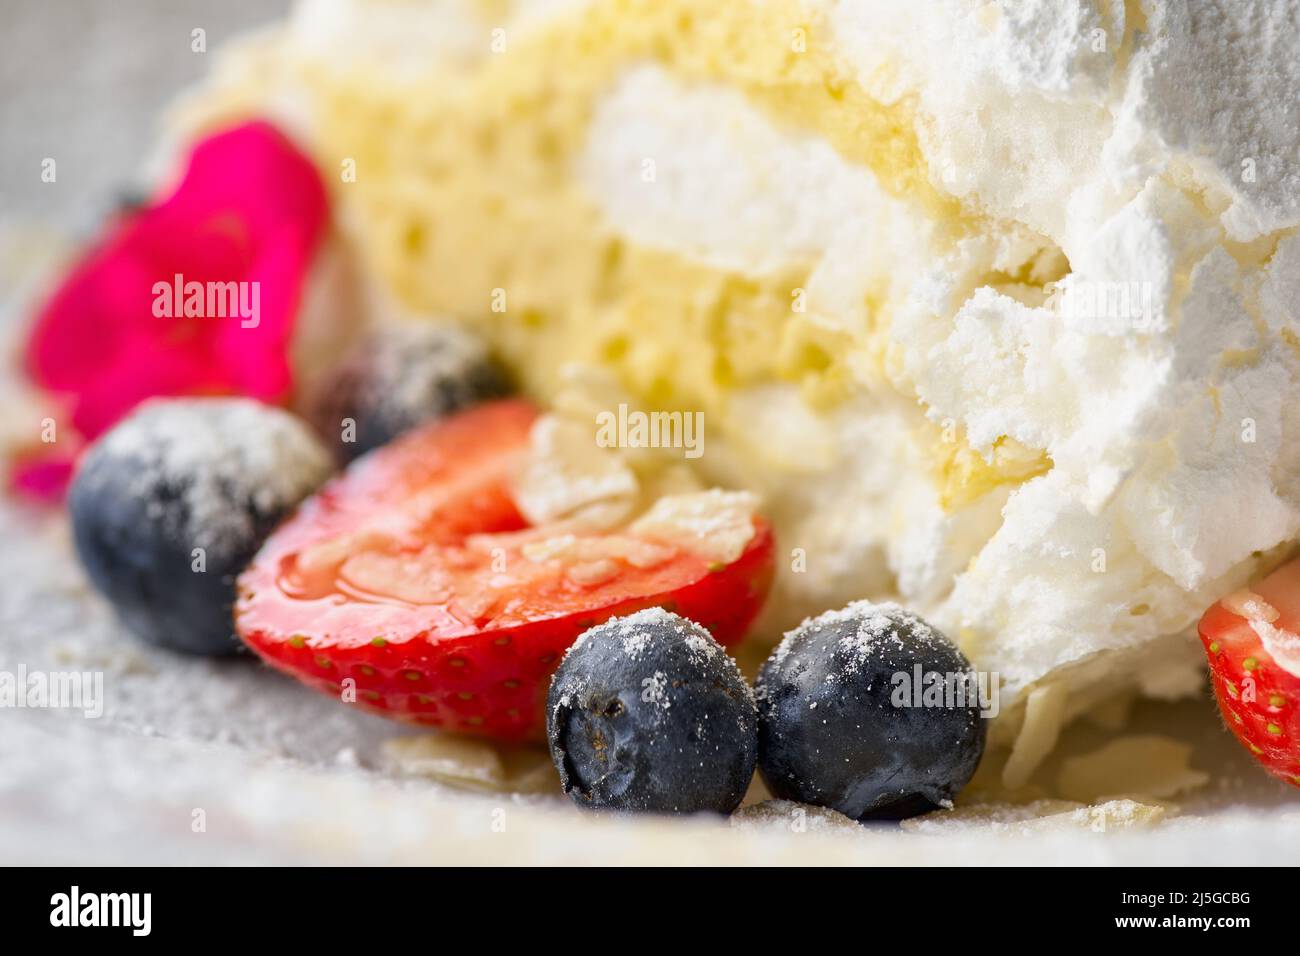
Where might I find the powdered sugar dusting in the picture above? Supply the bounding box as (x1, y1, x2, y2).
(628, 489, 759, 564)
(730, 799, 864, 835)
(1249, 619, 1300, 678)
(642, 670, 669, 709)
(832, 601, 941, 677)
(684, 633, 718, 663)
(768, 599, 944, 683)
(86, 398, 332, 553)
(354, 321, 505, 434)
(900, 798, 1169, 836)
(621, 631, 651, 660)
(555, 606, 753, 714)
(1223, 589, 1280, 625)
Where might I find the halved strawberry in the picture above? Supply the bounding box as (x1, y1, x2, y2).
(1198, 556, 1300, 787)
(235, 399, 774, 740)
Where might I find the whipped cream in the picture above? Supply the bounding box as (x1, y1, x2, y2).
(572, 2, 1300, 742)
(171, 0, 1300, 773)
(820, 0, 1300, 719)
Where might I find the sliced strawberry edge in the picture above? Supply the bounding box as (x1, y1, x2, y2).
(233, 396, 776, 738)
(1199, 600, 1300, 787)
(238, 519, 773, 739)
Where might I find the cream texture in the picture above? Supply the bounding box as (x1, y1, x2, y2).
(571, 0, 1300, 746)
(172, 0, 1300, 759)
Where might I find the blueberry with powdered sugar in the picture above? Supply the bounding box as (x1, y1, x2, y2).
(310, 323, 510, 462)
(756, 601, 987, 821)
(69, 398, 332, 655)
(546, 608, 758, 814)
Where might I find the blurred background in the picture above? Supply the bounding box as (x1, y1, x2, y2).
(2, 0, 288, 232)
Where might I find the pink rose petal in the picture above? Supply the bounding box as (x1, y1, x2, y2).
(19, 121, 328, 502)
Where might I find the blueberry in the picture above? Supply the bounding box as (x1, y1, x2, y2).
(547, 608, 758, 814)
(756, 601, 987, 821)
(311, 323, 510, 462)
(69, 398, 332, 656)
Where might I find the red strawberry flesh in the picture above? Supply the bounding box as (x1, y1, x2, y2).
(235, 399, 774, 740)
